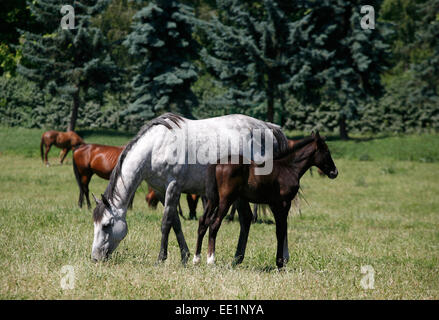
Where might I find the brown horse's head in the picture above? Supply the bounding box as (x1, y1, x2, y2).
(311, 131, 338, 179)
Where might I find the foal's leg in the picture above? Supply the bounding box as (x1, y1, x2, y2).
(232, 199, 253, 266)
(270, 201, 291, 269)
(193, 199, 217, 264)
(158, 181, 190, 264)
(206, 197, 234, 265)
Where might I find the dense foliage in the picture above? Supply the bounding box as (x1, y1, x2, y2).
(122, 0, 199, 128)
(0, 0, 438, 136)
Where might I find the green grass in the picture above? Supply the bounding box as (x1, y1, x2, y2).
(0, 127, 438, 299)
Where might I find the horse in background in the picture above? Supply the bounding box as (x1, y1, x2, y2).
(73, 144, 125, 209)
(146, 186, 201, 220)
(195, 132, 338, 269)
(40, 130, 85, 166)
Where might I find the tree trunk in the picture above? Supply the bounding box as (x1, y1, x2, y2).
(339, 114, 349, 140)
(266, 91, 274, 123)
(68, 90, 80, 131)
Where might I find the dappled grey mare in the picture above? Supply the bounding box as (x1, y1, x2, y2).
(91, 113, 288, 264)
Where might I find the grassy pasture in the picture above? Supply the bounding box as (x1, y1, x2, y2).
(0, 127, 438, 299)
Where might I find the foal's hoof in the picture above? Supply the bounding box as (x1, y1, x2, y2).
(206, 254, 215, 265)
(156, 253, 167, 265)
(193, 254, 201, 265)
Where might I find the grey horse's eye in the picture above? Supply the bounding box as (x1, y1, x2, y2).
(103, 218, 114, 229)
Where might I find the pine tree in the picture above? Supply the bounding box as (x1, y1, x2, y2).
(18, 0, 119, 131)
(298, 0, 391, 139)
(123, 0, 199, 128)
(199, 0, 308, 124)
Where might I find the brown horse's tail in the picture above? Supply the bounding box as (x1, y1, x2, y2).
(40, 136, 45, 163)
(72, 149, 84, 195)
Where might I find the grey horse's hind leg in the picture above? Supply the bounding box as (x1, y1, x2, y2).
(157, 181, 190, 264)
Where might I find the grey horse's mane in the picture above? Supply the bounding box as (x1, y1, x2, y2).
(94, 113, 184, 222)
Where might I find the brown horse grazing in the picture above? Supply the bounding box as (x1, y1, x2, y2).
(73, 144, 124, 208)
(195, 132, 338, 269)
(40, 130, 85, 166)
(146, 186, 201, 220)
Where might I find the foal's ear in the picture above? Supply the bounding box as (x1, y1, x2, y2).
(101, 194, 111, 208)
(92, 193, 99, 206)
(311, 130, 321, 140)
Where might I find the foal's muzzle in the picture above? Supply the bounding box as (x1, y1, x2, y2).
(328, 168, 338, 179)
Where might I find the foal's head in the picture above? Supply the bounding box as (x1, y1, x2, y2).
(91, 194, 127, 262)
(310, 132, 338, 179)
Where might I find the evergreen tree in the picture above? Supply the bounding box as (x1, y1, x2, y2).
(298, 0, 391, 139)
(0, 0, 41, 75)
(18, 0, 119, 131)
(123, 0, 199, 128)
(199, 0, 308, 124)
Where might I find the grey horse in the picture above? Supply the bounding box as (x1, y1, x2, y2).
(91, 113, 288, 264)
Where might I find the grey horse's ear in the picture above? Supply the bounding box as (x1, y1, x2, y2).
(101, 194, 111, 208)
(92, 193, 99, 206)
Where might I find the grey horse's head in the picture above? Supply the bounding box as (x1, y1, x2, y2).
(91, 194, 127, 262)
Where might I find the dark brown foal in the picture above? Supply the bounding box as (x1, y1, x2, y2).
(195, 132, 338, 269)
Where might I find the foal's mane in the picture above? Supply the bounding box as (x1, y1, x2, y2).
(274, 136, 315, 161)
(93, 113, 184, 222)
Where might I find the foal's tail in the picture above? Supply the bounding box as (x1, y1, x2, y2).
(205, 164, 219, 207)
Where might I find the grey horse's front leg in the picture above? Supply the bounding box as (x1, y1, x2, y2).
(157, 180, 190, 264)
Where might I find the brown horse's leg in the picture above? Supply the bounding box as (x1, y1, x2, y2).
(270, 202, 291, 269)
(187, 194, 199, 220)
(232, 199, 253, 266)
(80, 175, 92, 209)
(60, 148, 69, 164)
(44, 144, 52, 166)
(206, 197, 234, 265)
(252, 203, 258, 223)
